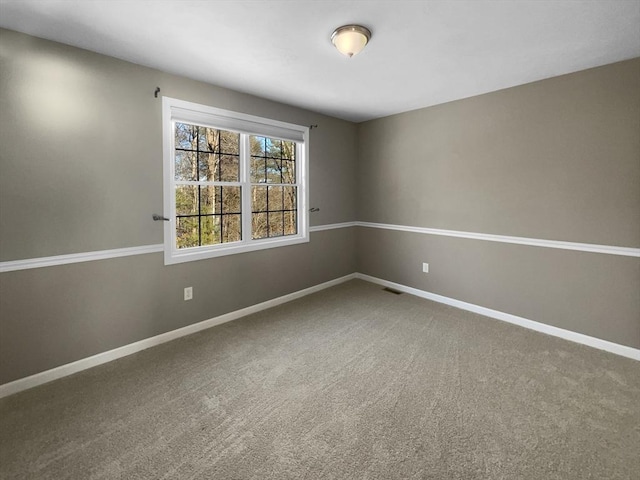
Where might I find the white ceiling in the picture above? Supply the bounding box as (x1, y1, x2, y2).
(1, 0, 639, 122)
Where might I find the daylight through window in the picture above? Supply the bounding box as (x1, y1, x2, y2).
(163, 98, 308, 265)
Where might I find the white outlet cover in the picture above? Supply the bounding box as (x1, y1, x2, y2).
(422, 263, 429, 273)
(184, 287, 193, 301)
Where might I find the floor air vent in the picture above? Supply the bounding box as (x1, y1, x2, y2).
(383, 287, 403, 295)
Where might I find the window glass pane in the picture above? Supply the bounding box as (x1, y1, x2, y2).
(268, 186, 283, 210)
(176, 186, 198, 215)
(251, 157, 266, 183)
(283, 186, 297, 211)
(175, 122, 198, 150)
(198, 153, 219, 182)
(250, 136, 267, 156)
(221, 214, 242, 243)
(222, 186, 242, 214)
(266, 158, 281, 183)
(284, 211, 297, 236)
(268, 212, 284, 237)
(200, 214, 242, 245)
(198, 128, 239, 155)
(252, 213, 268, 239)
(198, 127, 219, 152)
(268, 139, 282, 158)
(198, 153, 240, 182)
(220, 130, 239, 155)
(201, 216, 220, 246)
(251, 186, 267, 212)
(176, 216, 199, 249)
(175, 151, 197, 181)
(282, 141, 295, 160)
(282, 160, 295, 184)
(199, 186, 218, 215)
(220, 155, 240, 182)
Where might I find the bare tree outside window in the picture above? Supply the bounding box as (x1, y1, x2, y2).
(174, 123, 242, 248)
(250, 135, 297, 240)
(174, 124, 297, 249)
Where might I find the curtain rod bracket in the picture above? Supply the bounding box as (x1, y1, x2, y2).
(154, 87, 161, 98)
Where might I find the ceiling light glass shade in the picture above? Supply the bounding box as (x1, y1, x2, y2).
(331, 25, 371, 58)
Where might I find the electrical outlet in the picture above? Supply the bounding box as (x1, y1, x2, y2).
(422, 263, 429, 273)
(184, 286, 193, 301)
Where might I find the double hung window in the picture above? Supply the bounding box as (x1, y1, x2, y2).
(162, 98, 308, 265)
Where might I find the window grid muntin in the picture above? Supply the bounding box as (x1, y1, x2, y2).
(174, 122, 241, 183)
(164, 97, 308, 265)
(174, 125, 299, 248)
(174, 122, 242, 249)
(249, 135, 297, 239)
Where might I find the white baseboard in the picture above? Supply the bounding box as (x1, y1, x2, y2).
(0, 273, 357, 399)
(356, 273, 640, 361)
(2, 271, 637, 399)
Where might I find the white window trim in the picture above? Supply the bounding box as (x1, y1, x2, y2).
(162, 97, 309, 265)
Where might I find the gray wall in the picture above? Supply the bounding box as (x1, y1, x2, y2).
(1, 28, 638, 386)
(0, 29, 357, 260)
(357, 58, 640, 349)
(0, 29, 357, 384)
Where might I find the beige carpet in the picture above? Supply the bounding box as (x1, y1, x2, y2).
(1, 279, 638, 479)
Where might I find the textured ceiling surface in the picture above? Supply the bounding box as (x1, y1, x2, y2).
(1, 0, 639, 122)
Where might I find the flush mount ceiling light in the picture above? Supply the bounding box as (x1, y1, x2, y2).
(331, 25, 371, 58)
